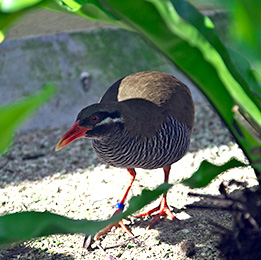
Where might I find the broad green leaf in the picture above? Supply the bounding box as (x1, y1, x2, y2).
(0, 183, 171, 245)
(226, 48, 261, 100)
(150, 0, 260, 127)
(173, 0, 261, 105)
(182, 158, 247, 188)
(229, 0, 261, 67)
(0, 84, 56, 154)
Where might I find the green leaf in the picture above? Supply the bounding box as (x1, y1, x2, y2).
(229, 0, 261, 67)
(172, 0, 261, 106)
(0, 183, 171, 245)
(0, 84, 56, 154)
(182, 158, 247, 188)
(150, 0, 260, 126)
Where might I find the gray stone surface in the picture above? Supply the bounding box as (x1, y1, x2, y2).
(0, 28, 203, 130)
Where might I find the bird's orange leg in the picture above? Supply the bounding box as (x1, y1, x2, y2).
(136, 166, 177, 229)
(94, 168, 136, 240)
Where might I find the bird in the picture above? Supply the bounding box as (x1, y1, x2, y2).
(55, 71, 194, 241)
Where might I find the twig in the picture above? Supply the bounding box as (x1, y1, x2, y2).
(186, 204, 243, 212)
(188, 192, 243, 203)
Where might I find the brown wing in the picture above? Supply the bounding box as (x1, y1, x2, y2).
(100, 71, 194, 131)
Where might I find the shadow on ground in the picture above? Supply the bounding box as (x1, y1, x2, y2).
(0, 243, 75, 260)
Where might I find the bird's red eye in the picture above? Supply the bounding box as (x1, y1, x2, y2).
(90, 115, 99, 124)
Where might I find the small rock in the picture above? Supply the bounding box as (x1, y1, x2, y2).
(181, 228, 190, 234)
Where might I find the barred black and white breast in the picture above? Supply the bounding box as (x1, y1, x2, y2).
(92, 116, 191, 169)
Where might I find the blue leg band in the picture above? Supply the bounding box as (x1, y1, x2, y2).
(116, 202, 125, 211)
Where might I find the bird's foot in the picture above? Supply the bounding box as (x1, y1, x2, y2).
(94, 204, 134, 240)
(136, 196, 178, 229)
(84, 220, 131, 248)
(95, 219, 133, 240)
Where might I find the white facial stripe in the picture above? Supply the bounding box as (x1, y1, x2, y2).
(96, 117, 122, 126)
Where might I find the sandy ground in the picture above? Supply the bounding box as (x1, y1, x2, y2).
(0, 101, 258, 259)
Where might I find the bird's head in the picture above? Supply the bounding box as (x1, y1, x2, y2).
(55, 103, 122, 151)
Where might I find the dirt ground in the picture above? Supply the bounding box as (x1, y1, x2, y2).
(0, 101, 258, 260)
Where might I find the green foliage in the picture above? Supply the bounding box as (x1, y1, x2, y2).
(0, 84, 56, 154)
(0, 183, 171, 245)
(208, 0, 261, 71)
(182, 158, 247, 188)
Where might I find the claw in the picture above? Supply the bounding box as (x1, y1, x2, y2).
(95, 209, 134, 240)
(136, 195, 178, 229)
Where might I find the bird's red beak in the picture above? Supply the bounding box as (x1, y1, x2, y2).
(55, 120, 90, 151)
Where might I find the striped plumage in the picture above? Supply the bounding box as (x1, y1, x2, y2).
(93, 116, 191, 169)
(55, 71, 194, 241)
